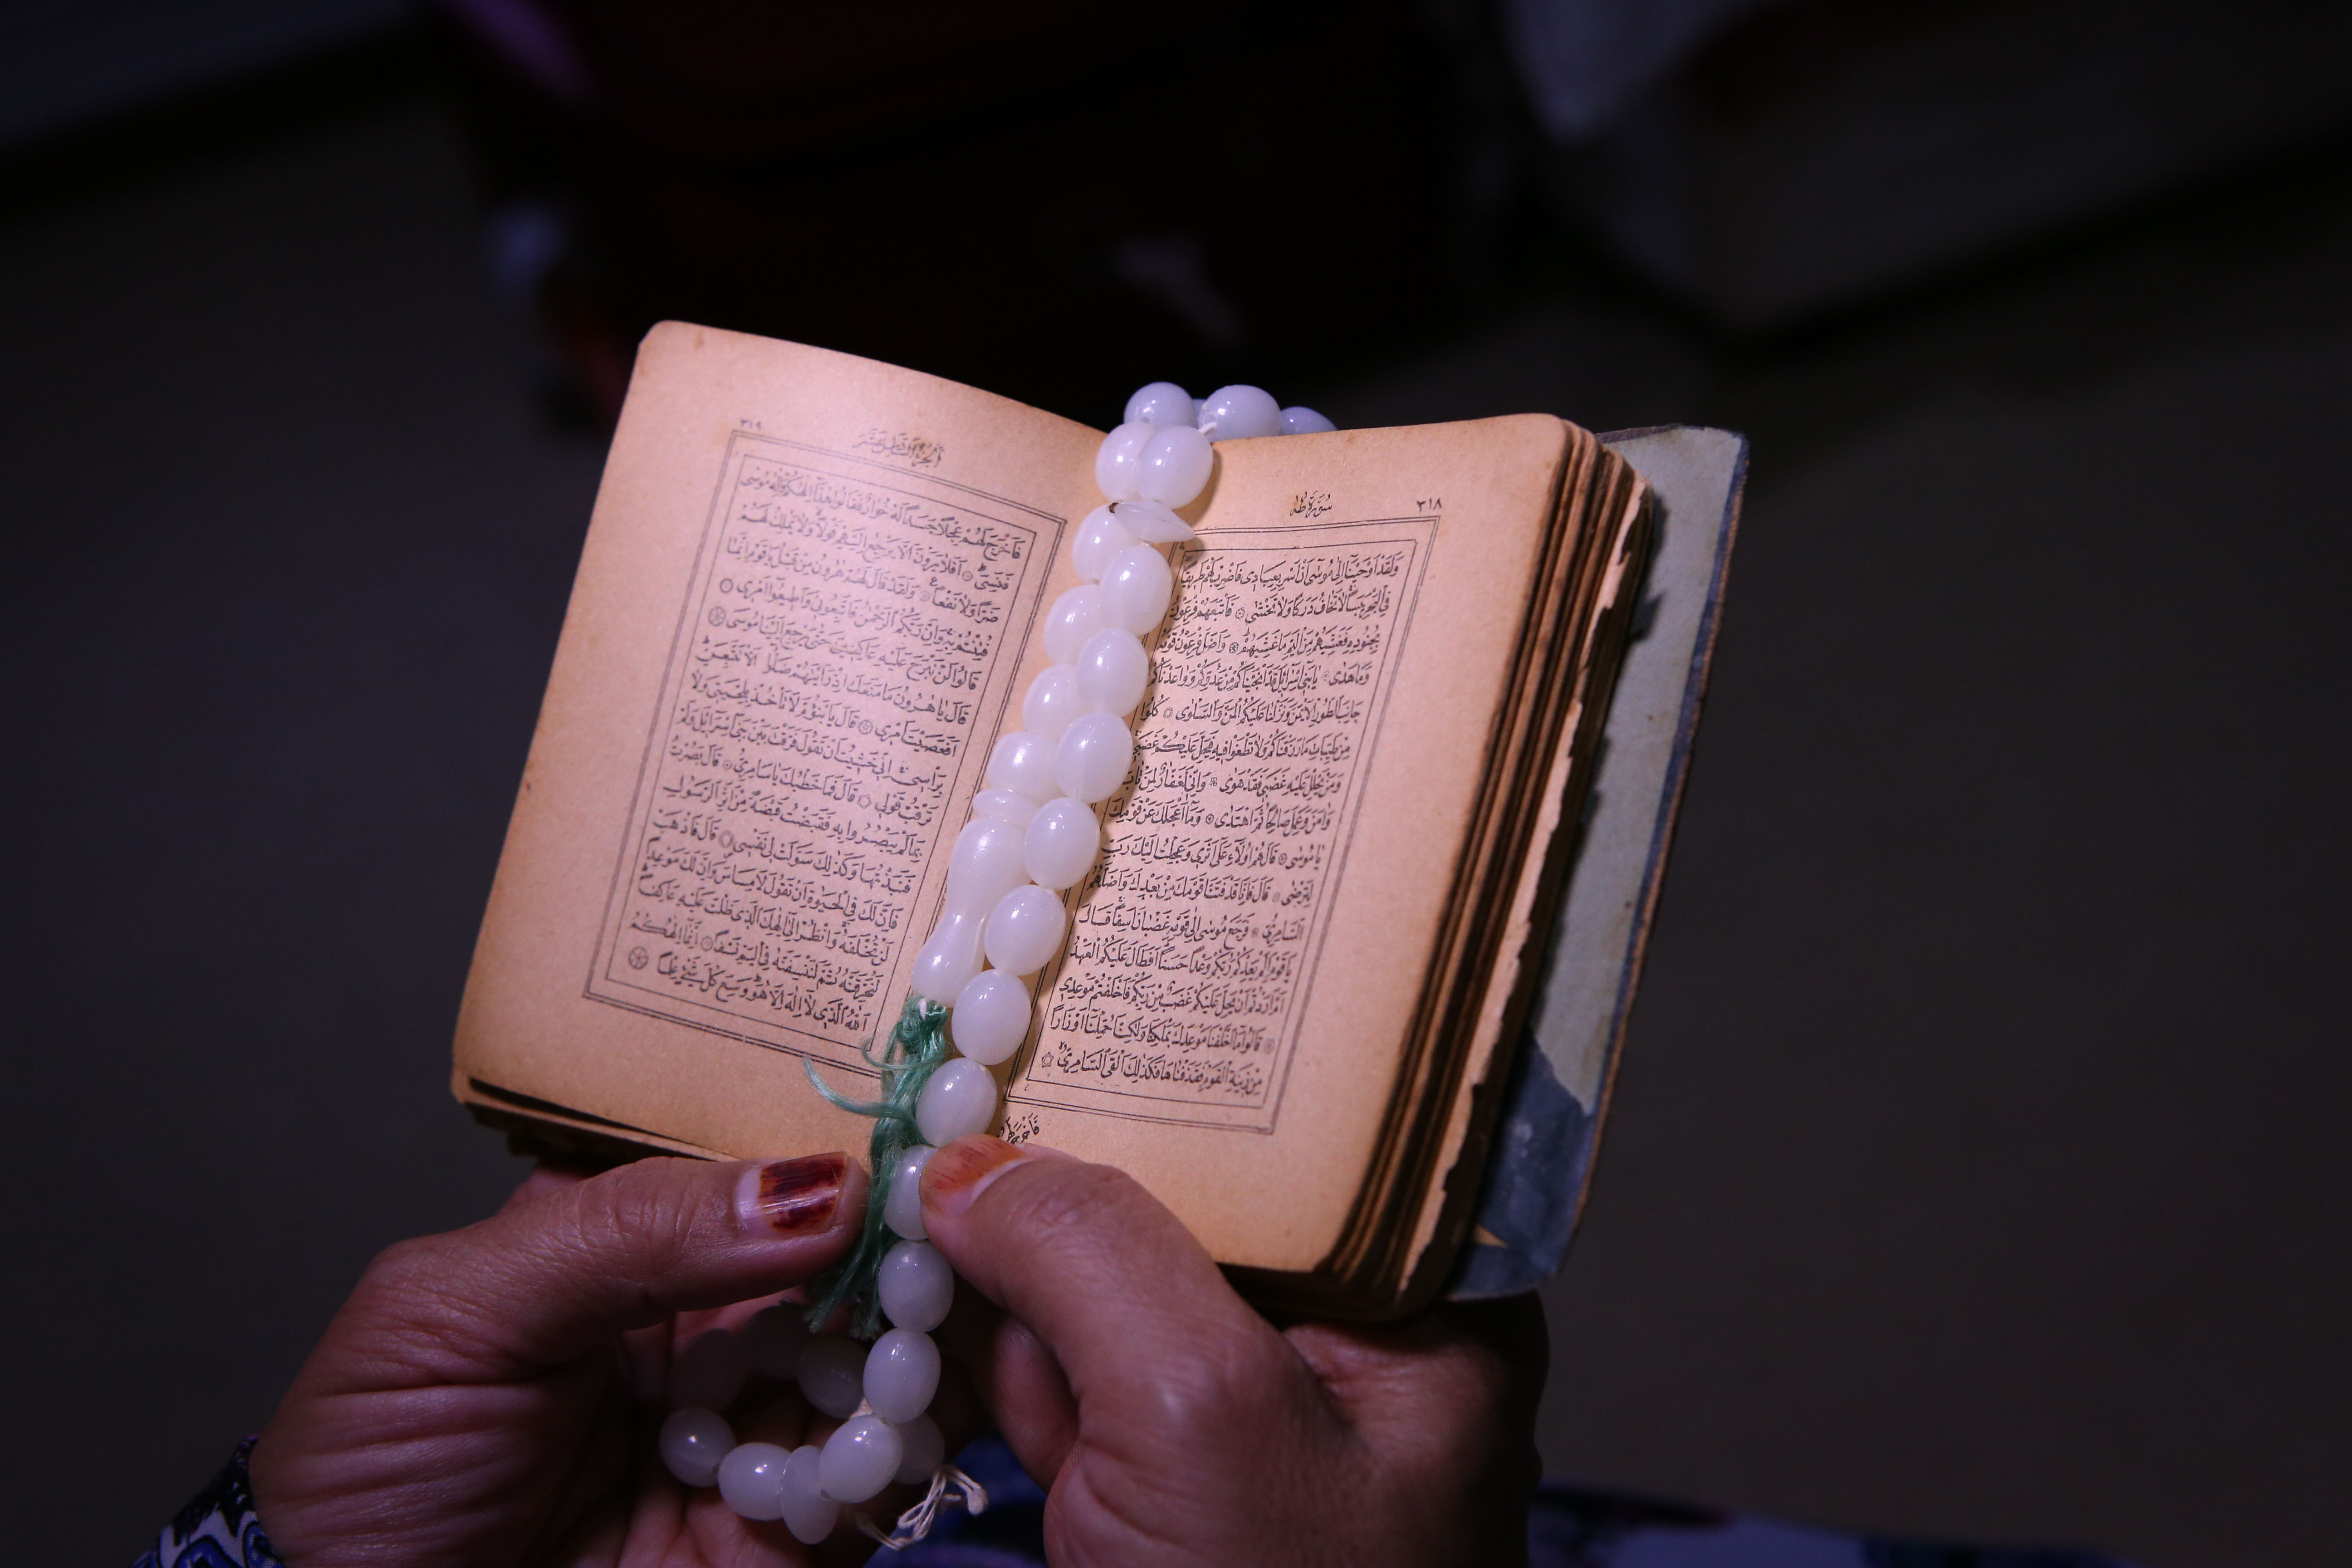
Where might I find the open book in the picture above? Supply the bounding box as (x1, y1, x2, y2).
(456, 324, 1666, 1318)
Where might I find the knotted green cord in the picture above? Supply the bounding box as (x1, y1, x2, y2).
(801, 994, 950, 1338)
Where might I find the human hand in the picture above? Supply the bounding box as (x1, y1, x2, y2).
(920, 1137, 1547, 1568)
(250, 1152, 912, 1567)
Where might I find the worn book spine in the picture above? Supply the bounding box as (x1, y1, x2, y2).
(1449, 426, 1748, 1299)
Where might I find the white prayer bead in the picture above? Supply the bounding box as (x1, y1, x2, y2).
(1094, 421, 1152, 501)
(1071, 505, 1142, 582)
(820, 1414, 904, 1504)
(742, 1304, 812, 1379)
(951, 967, 1031, 1065)
(878, 1238, 954, 1332)
(1075, 628, 1148, 716)
(908, 907, 985, 1003)
(985, 730, 1059, 803)
(657, 1407, 733, 1488)
(1124, 381, 1196, 427)
(779, 1445, 839, 1544)
(945, 816, 1031, 911)
(1024, 796, 1100, 890)
(916, 1057, 999, 1143)
(1198, 384, 1284, 440)
(797, 1333, 867, 1419)
(1043, 585, 1107, 664)
(883, 1143, 935, 1240)
(1100, 545, 1174, 635)
(1282, 404, 1336, 434)
(1112, 498, 1194, 543)
(864, 1328, 942, 1423)
(1020, 665, 1084, 743)
(1055, 710, 1134, 803)
(717, 1440, 790, 1520)
(1137, 424, 1214, 507)
(892, 1412, 946, 1485)
(971, 787, 1039, 828)
(985, 883, 1067, 976)
(666, 1328, 747, 1411)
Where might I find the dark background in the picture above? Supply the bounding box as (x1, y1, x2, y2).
(2, 3, 2347, 1563)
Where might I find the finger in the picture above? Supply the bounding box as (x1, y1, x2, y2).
(919, 1136, 1289, 1411)
(1286, 1294, 1547, 1432)
(498, 1158, 598, 1215)
(1286, 1295, 1548, 1514)
(728, 1380, 815, 1450)
(937, 1293, 1080, 1485)
(317, 1152, 867, 1387)
(923, 1328, 993, 1465)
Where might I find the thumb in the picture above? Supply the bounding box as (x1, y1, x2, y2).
(310, 1152, 866, 1387)
(919, 1137, 1286, 1409)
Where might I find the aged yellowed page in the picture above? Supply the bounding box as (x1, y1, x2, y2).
(455, 325, 1100, 1158)
(991, 418, 1577, 1275)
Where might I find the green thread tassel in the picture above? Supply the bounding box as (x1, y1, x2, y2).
(801, 994, 950, 1338)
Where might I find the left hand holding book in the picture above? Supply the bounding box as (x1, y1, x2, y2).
(250, 1152, 871, 1561)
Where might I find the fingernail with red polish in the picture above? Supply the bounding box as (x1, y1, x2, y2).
(740, 1153, 846, 1236)
(921, 1136, 1034, 1222)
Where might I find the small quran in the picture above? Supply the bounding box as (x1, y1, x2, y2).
(454, 323, 1742, 1318)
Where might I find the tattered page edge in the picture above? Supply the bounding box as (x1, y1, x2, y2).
(1362, 436, 1651, 1314)
(1307, 419, 1598, 1293)
(1449, 425, 1749, 1299)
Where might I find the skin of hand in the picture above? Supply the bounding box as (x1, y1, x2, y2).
(247, 1151, 953, 1568)
(919, 1135, 1548, 1568)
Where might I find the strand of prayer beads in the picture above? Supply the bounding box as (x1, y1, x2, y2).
(657, 381, 1336, 1547)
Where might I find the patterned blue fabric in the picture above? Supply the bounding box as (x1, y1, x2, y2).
(145, 1432, 2144, 1567)
(870, 1436, 2147, 1568)
(1452, 1025, 1597, 1298)
(134, 1439, 284, 1568)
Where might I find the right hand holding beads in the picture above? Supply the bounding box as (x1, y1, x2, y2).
(921, 1135, 1549, 1568)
